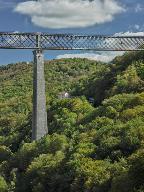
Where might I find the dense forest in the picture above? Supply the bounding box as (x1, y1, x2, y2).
(1, 51, 144, 192)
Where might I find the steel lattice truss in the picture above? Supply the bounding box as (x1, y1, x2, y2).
(0, 32, 144, 51)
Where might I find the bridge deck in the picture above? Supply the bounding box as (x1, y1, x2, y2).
(0, 32, 143, 51)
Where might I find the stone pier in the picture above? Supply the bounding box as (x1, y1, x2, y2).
(32, 50, 48, 141)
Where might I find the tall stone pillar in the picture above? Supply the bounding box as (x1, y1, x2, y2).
(32, 50, 48, 141)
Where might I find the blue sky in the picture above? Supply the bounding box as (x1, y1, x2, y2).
(0, 0, 144, 65)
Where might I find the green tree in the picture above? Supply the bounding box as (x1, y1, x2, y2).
(0, 176, 8, 192)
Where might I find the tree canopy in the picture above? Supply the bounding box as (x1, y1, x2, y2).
(1, 52, 144, 191)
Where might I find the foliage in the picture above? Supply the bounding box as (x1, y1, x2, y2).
(1, 53, 144, 191)
(0, 176, 8, 192)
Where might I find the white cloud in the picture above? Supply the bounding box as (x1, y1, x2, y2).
(114, 31, 144, 36)
(0, 0, 16, 9)
(134, 25, 140, 30)
(128, 24, 144, 32)
(56, 52, 124, 63)
(14, 0, 124, 29)
(135, 4, 144, 13)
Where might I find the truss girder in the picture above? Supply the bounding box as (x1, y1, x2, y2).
(0, 32, 144, 51)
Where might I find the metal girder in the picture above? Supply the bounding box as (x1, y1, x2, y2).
(0, 32, 144, 51)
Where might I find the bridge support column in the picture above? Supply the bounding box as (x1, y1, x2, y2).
(32, 50, 48, 141)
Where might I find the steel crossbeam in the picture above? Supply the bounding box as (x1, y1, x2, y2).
(0, 32, 144, 51)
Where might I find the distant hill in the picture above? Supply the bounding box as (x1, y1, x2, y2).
(0, 52, 144, 192)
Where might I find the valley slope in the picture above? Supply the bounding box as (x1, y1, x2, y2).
(0, 52, 144, 192)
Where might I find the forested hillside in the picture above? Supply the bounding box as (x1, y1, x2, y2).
(1, 51, 144, 192)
